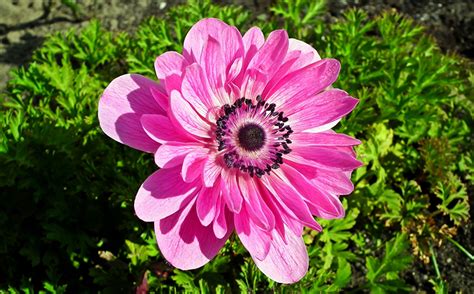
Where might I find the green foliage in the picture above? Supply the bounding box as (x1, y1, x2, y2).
(435, 173, 470, 226)
(0, 0, 472, 292)
(366, 234, 412, 293)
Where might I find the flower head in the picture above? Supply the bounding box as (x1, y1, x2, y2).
(98, 18, 362, 283)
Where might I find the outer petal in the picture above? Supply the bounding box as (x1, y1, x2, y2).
(98, 74, 164, 152)
(234, 206, 272, 260)
(290, 96, 359, 133)
(233, 27, 264, 87)
(155, 199, 231, 270)
(154, 51, 188, 80)
(201, 36, 231, 105)
(291, 132, 361, 147)
(134, 166, 199, 222)
(213, 199, 232, 239)
(140, 114, 194, 144)
(280, 165, 345, 219)
(241, 30, 289, 99)
(238, 176, 275, 231)
(246, 30, 289, 77)
(183, 18, 243, 69)
(264, 59, 340, 108)
(242, 27, 265, 56)
(154, 143, 202, 168)
(196, 185, 220, 226)
(262, 175, 322, 231)
(220, 169, 243, 213)
(253, 226, 309, 284)
(182, 152, 207, 183)
(313, 170, 355, 195)
(286, 38, 321, 70)
(289, 146, 363, 172)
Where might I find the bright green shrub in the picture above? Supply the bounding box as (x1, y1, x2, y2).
(1, 0, 472, 292)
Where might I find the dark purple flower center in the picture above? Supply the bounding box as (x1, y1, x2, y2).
(237, 123, 266, 151)
(214, 95, 293, 178)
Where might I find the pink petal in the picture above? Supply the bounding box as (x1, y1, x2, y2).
(256, 181, 288, 242)
(289, 146, 363, 171)
(134, 166, 199, 222)
(253, 226, 308, 284)
(263, 39, 321, 90)
(242, 27, 265, 56)
(280, 164, 345, 219)
(310, 183, 346, 219)
(241, 30, 289, 99)
(220, 25, 245, 70)
(154, 51, 188, 80)
(203, 155, 223, 187)
(220, 169, 243, 213)
(150, 84, 169, 111)
(154, 143, 202, 168)
(287, 38, 321, 69)
(227, 57, 243, 84)
(291, 132, 361, 147)
(183, 18, 229, 62)
(162, 74, 183, 95)
(140, 114, 194, 144)
(181, 64, 215, 118)
(233, 27, 264, 87)
(183, 18, 243, 69)
(264, 59, 340, 108)
(155, 199, 231, 270)
(262, 175, 322, 231)
(98, 74, 164, 153)
(234, 206, 272, 260)
(290, 95, 359, 133)
(202, 36, 231, 105)
(312, 170, 355, 195)
(170, 90, 211, 138)
(196, 186, 220, 226)
(182, 152, 207, 183)
(247, 30, 289, 77)
(238, 176, 275, 231)
(213, 199, 233, 239)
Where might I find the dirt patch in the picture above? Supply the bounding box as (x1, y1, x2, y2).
(0, 0, 170, 88)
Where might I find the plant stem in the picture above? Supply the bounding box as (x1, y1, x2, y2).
(446, 236, 474, 261)
(429, 242, 441, 278)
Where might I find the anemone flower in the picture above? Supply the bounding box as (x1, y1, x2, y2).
(98, 18, 362, 283)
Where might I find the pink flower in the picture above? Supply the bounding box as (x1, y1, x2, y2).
(98, 18, 362, 284)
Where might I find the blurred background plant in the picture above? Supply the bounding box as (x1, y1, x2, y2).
(0, 0, 472, 292)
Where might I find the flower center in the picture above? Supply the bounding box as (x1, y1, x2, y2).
(214, 96, 293, 178)
(237, 123, 266, 151)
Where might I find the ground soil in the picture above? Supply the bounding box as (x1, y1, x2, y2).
(0, 0, 472, 291)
